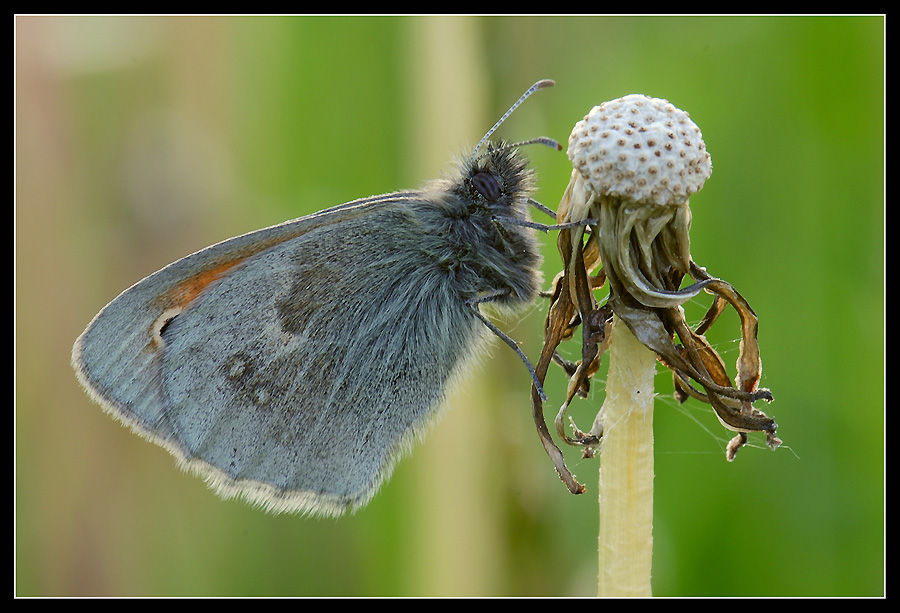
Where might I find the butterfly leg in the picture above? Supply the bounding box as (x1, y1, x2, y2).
(466, 291, 547, 401)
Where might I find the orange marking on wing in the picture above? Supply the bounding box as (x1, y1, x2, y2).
(162, 259, 246, 309)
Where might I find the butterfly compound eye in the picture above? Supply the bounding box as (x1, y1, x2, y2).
(473, 172, 501, 202)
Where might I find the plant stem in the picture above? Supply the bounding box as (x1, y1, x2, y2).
(597, 315, 656, 597)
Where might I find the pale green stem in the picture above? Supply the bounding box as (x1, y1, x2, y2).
(597, 315, 656, 597)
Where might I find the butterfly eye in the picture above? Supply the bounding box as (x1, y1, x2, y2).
(472, 172, 501, 202)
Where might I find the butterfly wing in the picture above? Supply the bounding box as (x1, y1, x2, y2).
(73, 192, 487, 516)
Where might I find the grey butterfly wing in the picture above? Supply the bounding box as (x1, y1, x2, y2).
(73, 192, 487, 516)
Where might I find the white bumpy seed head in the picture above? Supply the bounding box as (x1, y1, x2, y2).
(567, 94, 712, 207)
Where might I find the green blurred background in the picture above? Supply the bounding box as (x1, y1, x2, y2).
(15, 16, 883, 596)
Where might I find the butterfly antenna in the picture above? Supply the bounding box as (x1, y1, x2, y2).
(472, 79, 556, 160)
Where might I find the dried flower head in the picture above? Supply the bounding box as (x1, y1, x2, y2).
(531, 95, 781, 493)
